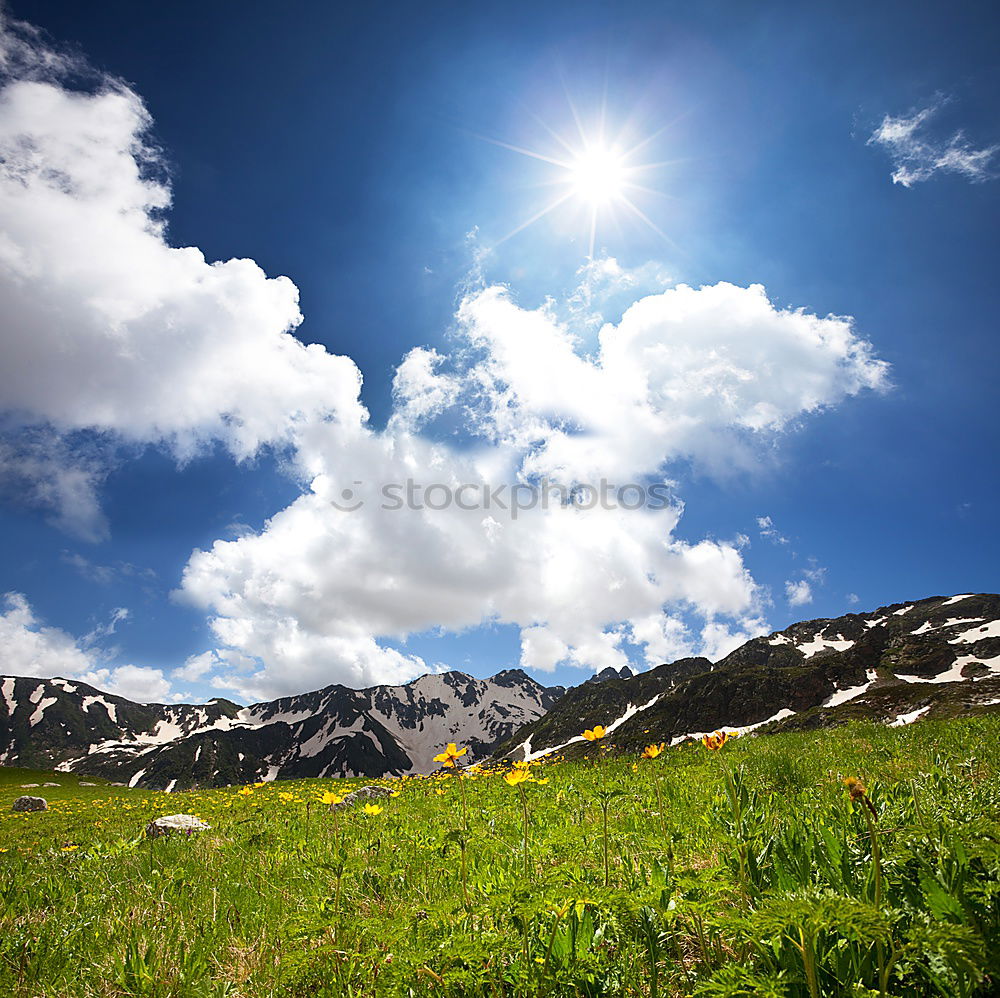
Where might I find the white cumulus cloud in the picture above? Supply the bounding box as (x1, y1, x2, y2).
(785, 579, 813, 607)
(0, 592, 169, 701)
(0, 23, 366, 534)
(178, 276, 887, 700)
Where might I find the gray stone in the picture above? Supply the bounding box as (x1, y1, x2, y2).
(79, 782, 96, 786)
(145, 814, 211, 838)
(332, 785, 392, 810)
(19, 783, 39, 788)
(43, 782, 60, 787)
(12, 796, 47, 812)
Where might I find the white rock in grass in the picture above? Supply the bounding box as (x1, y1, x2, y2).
(331, 785, 392, 811)
(43, 782, 60, 787)
(12, 796, 47, 812)
(145, 814, 211, 838)
(20, 783, 40, 788)
(79, 782, 96, 786)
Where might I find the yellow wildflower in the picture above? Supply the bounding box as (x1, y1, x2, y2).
(321, 791, 342, 806)
(433, 742, 468, 768)
(642, 742, 665, 759)
(238, 786, 254, 796)
(843, 776, 867, 800)
(279, 792, 294, 802)
(582, 725, 606, 741)
(362, 803, 383, 816)
(503, 767, 531, 787)
(701, 731, 728, 752)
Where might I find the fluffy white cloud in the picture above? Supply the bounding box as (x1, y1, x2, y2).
(0, 592, 169, 701)
(869, 99, 998, 187)
(455, 282, 888, 482)
(0, 592, 95, 677)
(179, 276, 886, 699)
(172, 650, 218, 683)
(0, 27, 366, 533)
(785, 579, 813, 607)
(87, 664, 171, 703)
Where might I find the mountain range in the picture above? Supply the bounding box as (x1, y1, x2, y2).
(0, 669, 563, 790)
(2, 593, 998, 789)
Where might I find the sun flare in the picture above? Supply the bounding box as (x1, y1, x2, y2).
(480, 108, 673, 258)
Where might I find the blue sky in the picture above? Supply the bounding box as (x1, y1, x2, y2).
(0, 0, 997, 703)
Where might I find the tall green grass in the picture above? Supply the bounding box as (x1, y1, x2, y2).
(1, 716, 998, 997)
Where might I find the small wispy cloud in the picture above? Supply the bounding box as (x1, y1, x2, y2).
(757, 515, 789, 545)
(785, 579, 813, 607)
(868, 97, 998, 187)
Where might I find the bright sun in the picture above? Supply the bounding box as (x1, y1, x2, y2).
(480, 107, 670, 258)
(568, 146, 628, 205)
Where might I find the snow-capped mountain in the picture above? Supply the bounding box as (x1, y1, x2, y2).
(0, 670, 563, 790)
(4, 593, 999, 788)
(493, 593, 1000, 763)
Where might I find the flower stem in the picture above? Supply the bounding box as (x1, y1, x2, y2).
(519, 784, 530, 878)
(602, 799, 610, 888)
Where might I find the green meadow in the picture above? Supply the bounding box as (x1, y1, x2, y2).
(2, 717, 999, 997)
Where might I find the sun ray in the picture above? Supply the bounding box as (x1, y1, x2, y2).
(471, 133, 573, 170)
(492, 190, 577, 248)
(617, 195, 685, 255)
(623, 182, 679, 200)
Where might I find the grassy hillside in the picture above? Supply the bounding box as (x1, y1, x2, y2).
(2, 718, 999, 997)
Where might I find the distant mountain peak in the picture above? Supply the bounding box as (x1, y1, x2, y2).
(585, 666, 636, 684)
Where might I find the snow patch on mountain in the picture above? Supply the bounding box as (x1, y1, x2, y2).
(29, 696, 57, 726)
(797, 633, 854, 658)
(669, 708, 797, 746)
(898, 652, 1000, 685)
(1, 678, 15, 716)
(890, 706, 931, 727)
(911, 617, 984, 636)
(948, 620, 1000, 644)
(82, 695, 118, 723)
(823, 669, 878, 707)
(519, 694, 662, 763)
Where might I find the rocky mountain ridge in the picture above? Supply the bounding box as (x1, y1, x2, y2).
(0, 669, 563, 789)
(493, 593, 1000, 762)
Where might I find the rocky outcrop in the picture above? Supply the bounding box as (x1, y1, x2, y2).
(12, 795, 47, 812)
